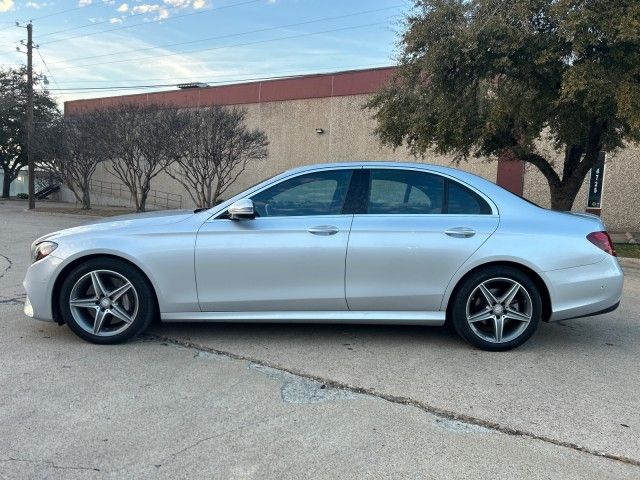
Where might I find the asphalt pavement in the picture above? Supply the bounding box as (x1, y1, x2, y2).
(1, 199, 638, 479)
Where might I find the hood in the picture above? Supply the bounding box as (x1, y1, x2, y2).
(35, 209, 197, 244)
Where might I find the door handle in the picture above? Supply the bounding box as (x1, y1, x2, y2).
(444, 227, 476, 238)
(308, 225, 339, 236)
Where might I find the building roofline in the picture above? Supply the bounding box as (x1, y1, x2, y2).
(64, 65, 397, 115)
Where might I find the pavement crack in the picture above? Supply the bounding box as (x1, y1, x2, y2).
(164, 412, 295, 465)
(0, 457, 100, 472)
(0, 294, 26, 305)
(0, 253, 12, 281)
(145, 333, 640, 469)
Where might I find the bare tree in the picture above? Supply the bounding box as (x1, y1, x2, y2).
(37, 113, 106, 210)
(99, 104, 185, 212)
(168, 106, 268, 208)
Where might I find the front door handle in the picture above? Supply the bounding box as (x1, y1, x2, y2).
(444, 227, 476, 238)
(308, 225, 339, 236)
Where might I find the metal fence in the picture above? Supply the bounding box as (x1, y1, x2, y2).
(90, 179, 183, 210)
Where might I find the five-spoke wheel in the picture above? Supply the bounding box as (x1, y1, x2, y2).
(59, 258, 156, 344)
(69, 270, 139, 337)
(451, 266, 541, 351)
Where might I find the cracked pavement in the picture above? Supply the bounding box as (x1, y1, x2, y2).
(1, 199, 639, 479)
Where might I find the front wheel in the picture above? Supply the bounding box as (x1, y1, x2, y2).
(450, 266, 542, 351)
(58, 258, 156, 344)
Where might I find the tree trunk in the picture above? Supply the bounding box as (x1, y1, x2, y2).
(2, 171, 11, 198)
(549, 181, 582, 211)
(81, 187, 91, 210)
(522, 143, 602, 213)
(138, 190, 147, 212)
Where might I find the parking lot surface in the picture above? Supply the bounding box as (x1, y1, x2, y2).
(1, 200, 639, 479)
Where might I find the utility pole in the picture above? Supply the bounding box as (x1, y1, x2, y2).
(26, 22, 35, 210)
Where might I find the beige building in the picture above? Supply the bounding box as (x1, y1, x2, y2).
(64, 67, 639, 232)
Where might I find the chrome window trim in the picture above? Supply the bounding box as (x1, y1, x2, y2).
(206, 164, 499, 221)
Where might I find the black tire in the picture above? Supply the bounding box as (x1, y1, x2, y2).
(58, 257, 157, 344)
(450, 266, 542, 351)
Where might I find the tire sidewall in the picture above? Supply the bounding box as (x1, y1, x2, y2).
(59, 258, 156, 344)
(451, 266, 542, 351)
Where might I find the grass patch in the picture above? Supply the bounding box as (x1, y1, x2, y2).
(614, 243, 640, 259)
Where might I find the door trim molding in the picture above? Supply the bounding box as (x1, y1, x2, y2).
(161, 311, 446, 325)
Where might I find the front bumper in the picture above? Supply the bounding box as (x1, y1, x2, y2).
(22, 254, 64, 322)
(546, 256, 623, 322)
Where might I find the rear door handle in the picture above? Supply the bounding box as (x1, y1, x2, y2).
(308, 225, 339, 236)
(444, 227, 476, 238)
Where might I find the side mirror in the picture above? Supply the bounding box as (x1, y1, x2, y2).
(228, 198, 255, 220)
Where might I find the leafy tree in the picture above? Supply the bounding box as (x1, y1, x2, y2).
(0, 67, 59, 198)
(167, 106, 269, 208)
(367, 0, 640, 210)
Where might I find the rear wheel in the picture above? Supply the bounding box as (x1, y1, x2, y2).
(450, 266, 541, 351)
(59, 258, 156, 344)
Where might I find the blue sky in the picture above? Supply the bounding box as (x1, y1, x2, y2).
(0, 0, 408, 103)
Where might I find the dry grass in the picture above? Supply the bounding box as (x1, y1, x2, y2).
(33, 206, 135, 217)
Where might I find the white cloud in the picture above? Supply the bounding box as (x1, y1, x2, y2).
(163, 0, 189, 7)
(116, 3, 128, 12)
(0, 0, 14, 13)
(109, 17, 123, 24)
(132, 3, 160, 14)
(32, 32, 234, 104)
(78, 0, 92, 6)
(162, 0, 205, 9)
(26, 1, 47, 8)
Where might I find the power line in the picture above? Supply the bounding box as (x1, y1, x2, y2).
(35, 0, 207, 39)
(42, 63, 393, 85)
(35, 47, 67, 102)
(29, 2, 102, 22)
(39, 0, 263, 45)
(46, 5, 402, 65)
(47, 21, 390, 73)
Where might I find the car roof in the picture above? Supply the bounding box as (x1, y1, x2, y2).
(285, 161, 462, 175)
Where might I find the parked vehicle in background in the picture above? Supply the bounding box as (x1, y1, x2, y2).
(23, 162, 623, 351)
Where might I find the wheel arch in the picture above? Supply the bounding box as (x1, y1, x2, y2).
(445, 261, 552, 323)
(51, 253, 160, 325)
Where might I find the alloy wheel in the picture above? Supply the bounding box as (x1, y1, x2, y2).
(69, 269, 139, 337)
(465, 277, 533, 344)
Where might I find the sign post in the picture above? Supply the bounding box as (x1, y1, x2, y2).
(586, 152, 606, 216)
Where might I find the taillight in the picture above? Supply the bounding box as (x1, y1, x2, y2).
(587, 231, 617, 256)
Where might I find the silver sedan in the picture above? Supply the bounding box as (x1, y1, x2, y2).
(23, 162, 623, 350)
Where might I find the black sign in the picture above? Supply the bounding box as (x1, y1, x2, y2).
(587, 152, 606, 209)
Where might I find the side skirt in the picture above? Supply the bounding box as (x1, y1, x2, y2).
(160, 311, 446, 326)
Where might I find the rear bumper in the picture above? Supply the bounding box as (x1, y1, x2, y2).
(546, 257, 623, 322)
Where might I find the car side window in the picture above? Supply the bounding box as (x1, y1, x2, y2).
(447, 180, 492, 214)
(251, 169, 354, 217)
(367, 169, 444, 214)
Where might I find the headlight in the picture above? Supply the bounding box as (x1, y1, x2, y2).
(31, 241, 58, 263)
